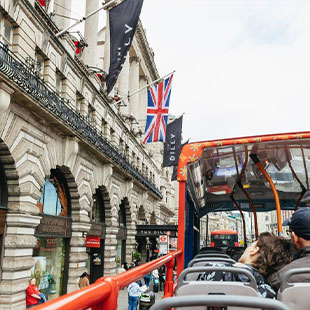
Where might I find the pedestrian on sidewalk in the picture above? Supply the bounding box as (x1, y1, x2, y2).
(127, 281, 147, 310)
(78, 272, 89, 288)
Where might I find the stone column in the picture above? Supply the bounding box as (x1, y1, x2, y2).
(128, 57, 140, 118)
(138, 76, 147, 131)
(0, 212, 41, 310)
(126, 223, 137, 265)
(104, 212, 118, 276)
(160, 186, 166, 203)
(83, 0, 99, 67)
(66, 221, 91, 293)
(103, 122, 110, 141)
(53, 0, 72, 31)
(139, 238, 147, 263)
(118, 56, 130, 115)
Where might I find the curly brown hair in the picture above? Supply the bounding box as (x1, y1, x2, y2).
(253, 232, 292, 277)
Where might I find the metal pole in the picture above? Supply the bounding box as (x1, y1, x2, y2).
(110, 70, 175, 107)
(56, 1, 118, 37)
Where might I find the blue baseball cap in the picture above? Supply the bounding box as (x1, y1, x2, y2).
(283, 207, 310, 240)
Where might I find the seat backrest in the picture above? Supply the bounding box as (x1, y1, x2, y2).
(278, 267, 310, 310)
(195, 253, 231, 259)
(149, 295, 290, 310)
(177, 266, 258, 289)
(199, 246, 222, 253)
(188, 257, 235, 267)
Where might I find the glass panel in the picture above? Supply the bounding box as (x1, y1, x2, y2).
(115, 240, 122, 272)
(39, 179, 62, 216)
(56, 74, 62, 94)
(32, 238, 66, 301)
(3, 19, 11, 41)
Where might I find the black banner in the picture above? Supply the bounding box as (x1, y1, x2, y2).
(106, 0, 144, 94)
(171, 165, 178, 181)
(163, 116, 183, 167)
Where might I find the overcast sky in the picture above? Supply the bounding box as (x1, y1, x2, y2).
(69, 0, 310, 143)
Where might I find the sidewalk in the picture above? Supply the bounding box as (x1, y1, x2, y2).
(117, 284, 164, 310)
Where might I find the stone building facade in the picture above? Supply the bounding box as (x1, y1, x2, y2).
(0, 0, 176, 308)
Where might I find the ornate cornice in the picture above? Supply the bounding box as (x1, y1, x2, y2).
(0, 43, 162, 198)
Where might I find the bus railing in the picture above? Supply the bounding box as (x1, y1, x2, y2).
(33, 250, 182, 310)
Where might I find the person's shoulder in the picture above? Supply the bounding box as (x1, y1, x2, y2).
(286, 255, 310, 269)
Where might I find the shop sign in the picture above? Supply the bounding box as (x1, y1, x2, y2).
(88, 223, 105, 238)
(36, 215, 71, 237)
(93, 253, 101, 265)
(136, 225, 178, 238)
(159, 235, 168, 243)
(86, 236, 100, 248)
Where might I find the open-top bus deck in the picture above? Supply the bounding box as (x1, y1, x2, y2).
(33, 131, 310, 309)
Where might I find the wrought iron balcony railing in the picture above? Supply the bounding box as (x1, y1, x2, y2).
(0, 43, 162, 198)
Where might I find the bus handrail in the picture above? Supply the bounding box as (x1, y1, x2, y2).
(33, 250, 182, 310)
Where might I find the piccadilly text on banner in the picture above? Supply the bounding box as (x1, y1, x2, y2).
(106, 0, 144, 95)
(163, 116, 183, 167)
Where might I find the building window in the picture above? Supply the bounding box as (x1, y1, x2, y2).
(35, 53, 45, 78)
(37, 170, 70, 217)
(0, 15, 13, 46)
(118, 201, 126, 227)
(88, 104, 96, 127)
(55, 72, 63, 96)
(92, 189, 105, 223)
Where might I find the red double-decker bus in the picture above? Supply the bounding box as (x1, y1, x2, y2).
(210, 229, 239, 248)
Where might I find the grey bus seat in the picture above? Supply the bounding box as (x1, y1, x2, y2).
(176, 267, 259, 300)
(149, 295, 290, 310)
(177, 266, 259, 287)
(199, 246, 222, 253)
(188, 257, 236, 267)
(278, 267, 310, 310)
(195, 253, 231, 259)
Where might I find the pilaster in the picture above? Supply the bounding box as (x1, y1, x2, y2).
(0, 212, 41, 310)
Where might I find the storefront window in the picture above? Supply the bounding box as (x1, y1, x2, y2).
(32, 238, 67, 301)
(116, 240, 122, 270)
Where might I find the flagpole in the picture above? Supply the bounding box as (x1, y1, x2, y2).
(110, 70, 176, 107)
(56, 0, 118, 37)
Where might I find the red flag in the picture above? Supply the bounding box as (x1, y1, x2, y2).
(39, 0, 45, 6)
(73, 41, 80, 55)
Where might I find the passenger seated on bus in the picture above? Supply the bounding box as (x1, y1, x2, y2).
(198, 232, 292, 298)
(268, 206, 310, 292)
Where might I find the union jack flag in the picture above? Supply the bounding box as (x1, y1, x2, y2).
(143, 74, 173, 144)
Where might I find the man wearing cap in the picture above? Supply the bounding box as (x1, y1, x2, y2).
(268, 207, 310, 291)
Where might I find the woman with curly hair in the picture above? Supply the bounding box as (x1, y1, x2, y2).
(232, 232, 292, 298)
(198, 232, 292, 298)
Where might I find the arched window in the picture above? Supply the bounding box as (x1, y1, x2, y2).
(37, 169, 70, 217)
(118, 200, 126, 227)
(92, 189, 105, 223)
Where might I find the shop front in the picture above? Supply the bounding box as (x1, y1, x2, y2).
(116, 200, 127, 271)
(86, 223, 105, 284)
(33, 169, 71, 301)
(33, 228, 70, 300)
(136, 225, 178, 260)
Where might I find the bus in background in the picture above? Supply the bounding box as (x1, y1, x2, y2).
(210, 229, 239, 248)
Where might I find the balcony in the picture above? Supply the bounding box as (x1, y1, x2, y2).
(0, 43, 162, 198)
